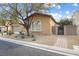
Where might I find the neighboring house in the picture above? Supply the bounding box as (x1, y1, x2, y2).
(5, 21, 26, 34)
(0, 26, 6, 32)
(27, 13, 58, 35)
(72, 10, 79, 35)
(0, 20, 25, 34)
(12, 24, 26, 34)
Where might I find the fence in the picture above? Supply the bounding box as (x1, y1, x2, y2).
(52, 25, 77, 35)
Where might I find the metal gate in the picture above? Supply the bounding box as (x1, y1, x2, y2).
(58, 26, 64, 35)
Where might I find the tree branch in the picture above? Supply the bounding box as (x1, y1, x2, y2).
(8, 3, 24, 20)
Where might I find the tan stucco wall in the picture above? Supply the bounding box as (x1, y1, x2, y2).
(29, 14, 56, 35)
(72, 11, 79, 35)
(5, 24, 26, 33)
(12, 24, 26, 32)
(64, 25, 77, 35)
(49, 18, 56, 34)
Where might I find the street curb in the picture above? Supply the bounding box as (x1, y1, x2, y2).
(0, 37, 79, 56)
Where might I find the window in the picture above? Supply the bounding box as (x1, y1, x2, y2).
(31, 20, 42, 31)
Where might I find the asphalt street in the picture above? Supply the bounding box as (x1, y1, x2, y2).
(0, 40, 65, 56)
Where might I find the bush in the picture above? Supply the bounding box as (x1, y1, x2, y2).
(32, 38, 36, 41)
(8, 31, 13, 35)
(19, 32, 25, 39)
(21, 35, 25, 39)
(15, 35, 17, 38)
(31, 35, 34, 38)
(19, 32, 24, 35)
(31, 35, 36, 41)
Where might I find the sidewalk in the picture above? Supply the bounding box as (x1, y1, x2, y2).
(1, 34, 79, 49)
(0, 37, 79, 56)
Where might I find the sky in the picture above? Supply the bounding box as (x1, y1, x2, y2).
(0, 3, 79, 22)
(48, 3, 79, 22)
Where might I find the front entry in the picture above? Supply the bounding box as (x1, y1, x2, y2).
(58, 26, 64, 35)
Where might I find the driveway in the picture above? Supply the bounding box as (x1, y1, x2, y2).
(0, 40, 65, 56)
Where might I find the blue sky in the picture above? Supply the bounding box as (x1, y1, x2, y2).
(48, 3, 79, 21)
(0, 3, 79, 22)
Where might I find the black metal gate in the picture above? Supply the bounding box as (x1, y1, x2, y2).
(58, 26, 64, 35)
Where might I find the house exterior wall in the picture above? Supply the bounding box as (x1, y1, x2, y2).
(72, 11, 79, 26)
(72, 11, 79, 35)
(49, 18, 56, 34)
(28, 14, 56, 35)
(0, 26, 6, 32)
(76, 26, 79, 35)
(52, 26, 57, 34)
(12, 24, 26, 32)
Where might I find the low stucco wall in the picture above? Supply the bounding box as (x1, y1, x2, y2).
(64, 25, 77, 35)
(52, 25, 77, 35)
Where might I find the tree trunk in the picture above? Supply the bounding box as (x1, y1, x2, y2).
(23, 24, 30, 36)
(19, 20, 30, 36)
(26, 27, 30, 36)
(6, 26, 8, 35)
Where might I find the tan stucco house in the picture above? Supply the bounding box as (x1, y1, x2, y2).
(27, 13, 58, 35)
(28, 12, 77, 35)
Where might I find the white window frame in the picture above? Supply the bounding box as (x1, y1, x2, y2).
(31, 20, 42, 32)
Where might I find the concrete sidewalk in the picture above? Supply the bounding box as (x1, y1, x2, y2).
(0, 37, 79, 56)
(0, 40, 64, 56)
